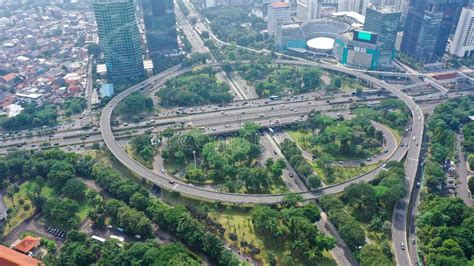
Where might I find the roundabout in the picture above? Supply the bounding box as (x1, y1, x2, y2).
(100, 60, 422, 204)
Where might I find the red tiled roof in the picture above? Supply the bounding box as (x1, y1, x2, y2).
(0, 245, 42, 266)
(2, 73, 17, 82)
(13, 236, 41, 254)
(271, 2, 289, 8)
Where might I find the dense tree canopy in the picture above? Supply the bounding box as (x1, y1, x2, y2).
(157, 72, 233, 107)
(115, 92, 153, 120)
(1, 103, 58, 130)
(46, 232, 200, 266)
(251, 204, 334, 264)
(297, 112, 384, 159)
(417, 196, 474, 265)
(202, 6, 270, 49)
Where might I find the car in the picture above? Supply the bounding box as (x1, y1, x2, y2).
(384, 149, 388, 153)
(411, 238, 415, 244)
(400, 143, 404, 147)
(366, 158, 372, 161)
(416, 182, 421, 187)
(289, 173, 294, 178)
(400, 242, 405, 250)
(168, 180, 175, 185)
(412, 136, 416, 141)
(161, 168, 166, 173)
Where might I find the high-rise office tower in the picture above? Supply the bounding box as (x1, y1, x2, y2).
(141, 0, 179, 58)
(400, 0, 467, 63)
(93, 0, 145, 79)
(364, 6, 400, 65)
(450, 6, 474, 58)
(337, 0, 369, 15)
(296, 0, 319, 21)
(267, 2, 292, 35)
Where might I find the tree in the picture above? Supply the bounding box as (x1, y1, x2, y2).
(62, 178, 86, 200)
(0, 160, 9, 180)
(238, 122, 261, 143)
(307, 175, 321, 189)
(468, 177, 474, 195)
(282, 194, 303, 208)
(43, 198, 80, 230)
(344, 183, 378, 222)
(339, 220, 365, 250)
(360, 244, 392, 266)
(87, 43, 101, 58)
(116, 93, 153, 120)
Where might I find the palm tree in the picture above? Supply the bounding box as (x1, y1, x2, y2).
(6, 185, 15, 207)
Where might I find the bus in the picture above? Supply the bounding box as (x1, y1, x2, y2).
(269, 95, 281, 101)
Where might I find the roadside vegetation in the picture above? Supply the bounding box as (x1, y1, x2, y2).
(161, 123, 288, 193)
(61, 97, 87, 116)
(236, 63, 324, 97)
(156, 68, 233, 107)
(320, 162, 406, 263)
(280, 139, 321, 189)
(45, 236, 201, 266)
(201, 6, 271, 49)
(0, 149, 239, 265)
(287, 112, 386, 184)
(115, 92, 153, 121)
(128, 135, 156, 169)
(424, 96, 474, 195)
(0, 151, 96, 234)
(416, 96, 474, 265)
(1, 103, 57, 131)
(294, 112, 384, 160)
(351, 99, 410, 133)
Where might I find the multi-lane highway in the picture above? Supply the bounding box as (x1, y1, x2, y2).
(100, 59, 420, 205)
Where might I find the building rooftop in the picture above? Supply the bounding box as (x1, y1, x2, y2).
(0, 245, 43, 266)
(271, 2, 290, 8)
(12, 236, 41, 254)
(332, 11, 365, 24)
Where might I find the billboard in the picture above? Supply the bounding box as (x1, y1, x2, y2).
(353, 30, 378, 44)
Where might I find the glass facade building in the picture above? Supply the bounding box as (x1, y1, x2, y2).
(400, 0, 467, 63)
(93, 0, 145, 79)
(364, 6, 400, 65)
(141, 0, 179, 58)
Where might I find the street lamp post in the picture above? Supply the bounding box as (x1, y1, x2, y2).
(192, 150, 197, 168)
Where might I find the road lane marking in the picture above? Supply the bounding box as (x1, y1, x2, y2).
(173, 184, 179, 190)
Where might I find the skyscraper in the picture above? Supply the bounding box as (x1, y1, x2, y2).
(337, 0, 369, 15)
(400, 0, 467, 63)
(364, 6, 400, 65)
(93, 0, 145, 79)
(141, 0, 179, 58)
(450, 6, 474, 58)
(267, 2, 292, 35)
(296, 0, 319, 21)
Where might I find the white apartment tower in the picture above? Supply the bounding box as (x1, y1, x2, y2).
(267, 2, 292, 35)
(450, 7, 474, 58)
(296, 0, 320, 20)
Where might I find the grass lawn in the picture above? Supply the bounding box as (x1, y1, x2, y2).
(209, 207, 336, 266)
(310, 162, 379, 185)
(288, 130, 381, 161)
(124, 144, 153, 170)
(2, 182, 36, 236)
